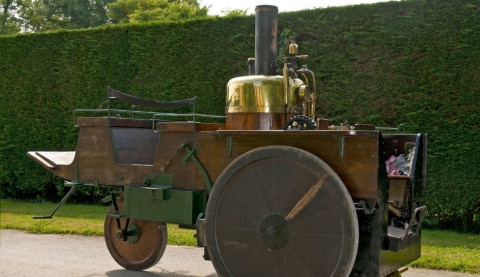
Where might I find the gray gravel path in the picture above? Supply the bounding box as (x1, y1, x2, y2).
(0, 230, 477, 277)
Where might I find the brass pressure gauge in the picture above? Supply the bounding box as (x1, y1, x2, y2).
(297, 85, 309, 101)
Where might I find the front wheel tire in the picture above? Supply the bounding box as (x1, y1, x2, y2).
(104, 198, 167, 271)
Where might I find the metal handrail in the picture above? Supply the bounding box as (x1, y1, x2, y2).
(72, 108, 226, 128)
(72, 87, 225, 127)
(375, 123, 405, 133)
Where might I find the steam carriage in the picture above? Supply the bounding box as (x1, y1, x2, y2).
(28, 5, 427, 277)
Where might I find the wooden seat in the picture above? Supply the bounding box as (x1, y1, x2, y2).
(27, 151, 75, 169)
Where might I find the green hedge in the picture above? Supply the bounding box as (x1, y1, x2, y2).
(1, 0, 479, 230)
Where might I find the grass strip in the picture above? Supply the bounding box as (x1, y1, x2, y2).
(0, 199, 197, 246)
(1, 199, 479, 273)
(410, 229, 480, 274)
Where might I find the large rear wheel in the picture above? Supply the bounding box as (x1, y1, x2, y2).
(205, 145, 359, 277)
(104, 197, 167, 271)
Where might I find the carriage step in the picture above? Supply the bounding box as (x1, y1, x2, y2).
(33, 182, 80, 219)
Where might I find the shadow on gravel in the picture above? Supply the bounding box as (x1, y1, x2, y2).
(106, 269, 217, 277)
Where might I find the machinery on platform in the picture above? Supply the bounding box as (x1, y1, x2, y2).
(28, 5, 427, 277)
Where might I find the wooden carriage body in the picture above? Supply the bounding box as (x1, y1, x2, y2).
(29, 114, 427, 276)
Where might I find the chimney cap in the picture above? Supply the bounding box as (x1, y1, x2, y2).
(255, 5, 278, 12)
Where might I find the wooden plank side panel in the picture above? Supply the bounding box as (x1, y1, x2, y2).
(50, 121, 219, 188)
(69, 125, 155, 185)
(153, 131, 207, 190)
(37, 120, 166, 184)
(152, 122, 226, 191)
(45, 119, 381, 198)
(189, 131, 380, 199)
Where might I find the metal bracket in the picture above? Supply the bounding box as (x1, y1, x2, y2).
(356, 199, 377, 215)
(404, 205, 427, 238)
(226, 136, 233, 157)
(180, 144, 213, 193)
(105, 194, 137, 242)
(338, 136, 345, 160)
(33, 181, 80, 219)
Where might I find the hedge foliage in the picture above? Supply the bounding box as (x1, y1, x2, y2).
(1, 0, 479, 231)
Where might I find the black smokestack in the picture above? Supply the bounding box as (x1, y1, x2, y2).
(255, 5, 278, 75)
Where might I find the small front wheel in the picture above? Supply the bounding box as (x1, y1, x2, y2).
(104, 198, 167, 271)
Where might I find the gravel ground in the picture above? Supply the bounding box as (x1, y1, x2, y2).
(0, 230, 477, 277)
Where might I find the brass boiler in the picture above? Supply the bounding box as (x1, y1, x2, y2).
(225, 75, 308, 130)
(225, 5, 313, 130)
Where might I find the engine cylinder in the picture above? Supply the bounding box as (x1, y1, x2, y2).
(225, 75, 307, 130)
(225, 76, 284, 130)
